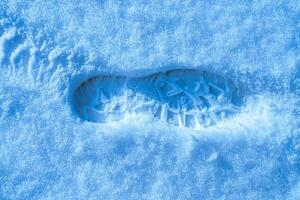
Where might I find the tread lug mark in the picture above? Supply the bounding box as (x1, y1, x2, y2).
(0, 26, 41, 83)
(0, 27, 17, 66)
(10, 41, 30, 74)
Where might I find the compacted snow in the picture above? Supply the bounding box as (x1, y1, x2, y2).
(0, 0, 300, 199)
(73, 69, 242, 128)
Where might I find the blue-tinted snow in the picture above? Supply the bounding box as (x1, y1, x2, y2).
(0, 0, 299, 199)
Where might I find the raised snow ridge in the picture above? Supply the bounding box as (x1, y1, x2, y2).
(73, 69, 243, 128)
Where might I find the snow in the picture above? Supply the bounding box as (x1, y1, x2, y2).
(0, 0, 299, 199)
(73, 69, 242, 128)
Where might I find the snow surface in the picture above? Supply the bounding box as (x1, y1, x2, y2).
(0, 0, 299, 199)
